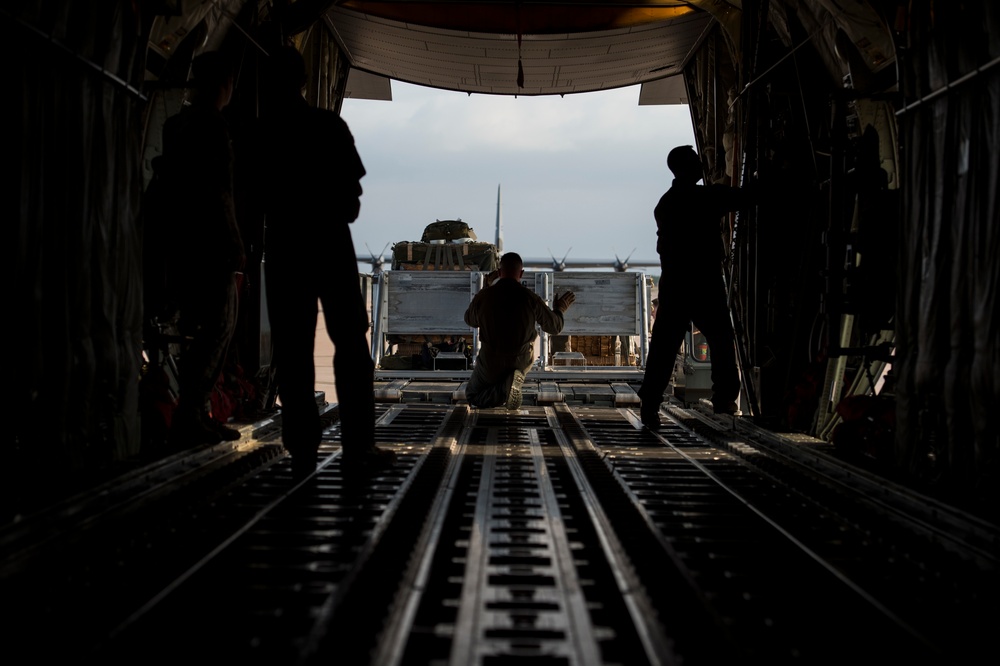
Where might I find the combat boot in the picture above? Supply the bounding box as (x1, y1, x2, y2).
(640, 402, 661, 429)
(505, 369, 526, 410)
(341, 445, 397, 475)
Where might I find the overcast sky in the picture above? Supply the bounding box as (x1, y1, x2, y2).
(340, 80, 695, 274)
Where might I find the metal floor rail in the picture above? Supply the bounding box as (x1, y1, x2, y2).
(0, 402, 996, 665)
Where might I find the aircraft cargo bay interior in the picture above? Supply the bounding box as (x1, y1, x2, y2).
(4, 2, 998, 664)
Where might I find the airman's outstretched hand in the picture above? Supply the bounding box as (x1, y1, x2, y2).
(554, 291, 576, 313)
(485, 269, 501, 286)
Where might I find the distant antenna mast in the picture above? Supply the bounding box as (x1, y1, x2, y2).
(495, 183, 504, 253)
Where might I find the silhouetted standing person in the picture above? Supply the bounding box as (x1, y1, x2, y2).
(158, 51, 246, 445)
(639, 145, 749, 427)
(258, 46, 394, 476)
(464, 252, 575, 409)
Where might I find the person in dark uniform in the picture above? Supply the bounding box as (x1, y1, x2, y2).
(158, 50, 246, 445)
(638, 145, 751, 427)
(464, 252, 575, 409)
(258, 46, 394, 476)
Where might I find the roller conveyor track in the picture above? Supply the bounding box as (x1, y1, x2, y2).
(0, 401, 996, 665)
(374, 407, 672, 666)
(571, 404, 999, 663)
(98, 403, 461, 664)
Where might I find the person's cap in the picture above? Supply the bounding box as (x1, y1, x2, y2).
(270, 45, 308, 91)
(191, 51, 233, 91)
(667, 145, 697, 173)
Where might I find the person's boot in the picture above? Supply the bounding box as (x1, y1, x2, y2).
(341, 445, 397, 474)
(204, 415, 242, 441)
(169, 406, 222, 447)
(505, 369, 526, 410)
(711, 399, 740, 416)
(291, 454, 317, 479)
(640, 401, 661, 429)
(286, 443, 319, 479)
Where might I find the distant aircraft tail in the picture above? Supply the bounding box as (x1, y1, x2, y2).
(494, 183, 503, 253)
